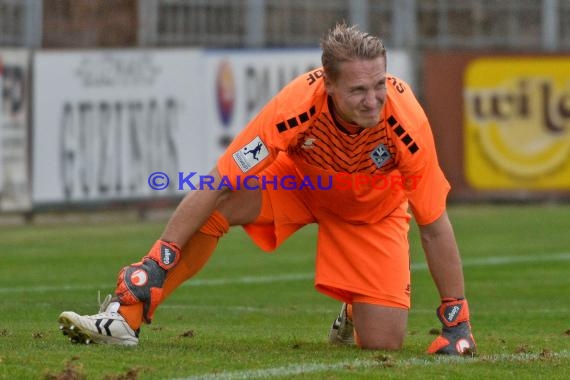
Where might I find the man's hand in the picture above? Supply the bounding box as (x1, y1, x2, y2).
(427, 298, 476, 355)
(115, 240, 181, 323)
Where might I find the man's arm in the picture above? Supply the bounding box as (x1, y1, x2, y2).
(160, 168, 230, 247)
(418, 210, 464, 299)
(419, 210, 476, 355)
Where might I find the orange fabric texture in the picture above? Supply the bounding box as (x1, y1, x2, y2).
(118, 303, 144, 330)
(199, 210, 230, 237)
(215, 68, 449, 308)
(241, 154, 412, 308)
(314, 201, 412, 308)
(217, 68, 450, 225)
(162, 232, 220, 300)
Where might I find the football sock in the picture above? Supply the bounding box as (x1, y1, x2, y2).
(118, 211, 229, 330)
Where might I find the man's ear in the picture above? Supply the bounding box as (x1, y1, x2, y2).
(324, 73, 334, 95)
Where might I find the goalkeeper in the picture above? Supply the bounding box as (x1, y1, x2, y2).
(58, 23, 476, 355)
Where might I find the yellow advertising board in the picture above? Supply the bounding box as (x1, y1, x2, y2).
(464, 57, 570, 189)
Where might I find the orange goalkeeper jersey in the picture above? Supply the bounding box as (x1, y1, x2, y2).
(217, 67, 450, 226)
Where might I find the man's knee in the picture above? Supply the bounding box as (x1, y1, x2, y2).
(352, 302, 408, 351)
(357, 333, 405, 350)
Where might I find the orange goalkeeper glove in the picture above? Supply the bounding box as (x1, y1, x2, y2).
(427, 298, 476, 355)
(115, 240, 181, 323)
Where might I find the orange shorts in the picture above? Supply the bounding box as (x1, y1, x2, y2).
(240, 154, 412, 309)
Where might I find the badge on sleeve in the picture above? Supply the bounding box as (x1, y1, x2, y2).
(232, 136, 269, 173)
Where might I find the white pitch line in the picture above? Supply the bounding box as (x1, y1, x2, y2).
(2, 252, 569, 294)
(173, 350, 570, 380)
(411, 251, 570, 270)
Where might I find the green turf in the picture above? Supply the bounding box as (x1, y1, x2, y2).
(0, 203, 569, 379)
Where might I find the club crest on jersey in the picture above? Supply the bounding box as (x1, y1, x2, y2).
(371, 144, 392, 168)
(232, 136, 269, 173)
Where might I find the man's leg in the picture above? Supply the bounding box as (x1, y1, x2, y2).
(59, 187, 261, 345)
(118, 212, 229, 331)
(316, 202, 412, 350)
(119, 183, 264, 326)
(116, 187, 263, 330)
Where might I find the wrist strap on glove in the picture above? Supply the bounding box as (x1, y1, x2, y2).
(436, 298, 470, 327)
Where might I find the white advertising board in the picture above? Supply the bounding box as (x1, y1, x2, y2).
(0, 49, 31, 211)
(32, 48, 413, 205)
(33, 50, 208, 204)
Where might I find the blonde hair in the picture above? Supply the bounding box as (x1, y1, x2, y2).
(320, 23, 386, 81)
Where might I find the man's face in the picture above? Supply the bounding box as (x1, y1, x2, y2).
(325, 57, 387, 129)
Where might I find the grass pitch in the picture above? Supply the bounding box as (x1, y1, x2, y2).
(0, 203, 569, 379)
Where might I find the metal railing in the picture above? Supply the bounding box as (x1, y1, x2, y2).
(1, 0, 568, 50)
(0, 0, 41, 47)
(137, 0, 570, 51)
